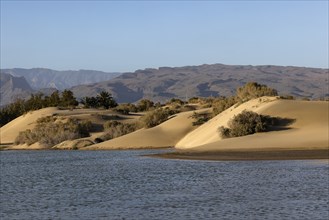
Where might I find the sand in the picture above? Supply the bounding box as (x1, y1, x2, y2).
(1, 97, 328, 161)
(171, 98, 328, 160)
(176, 96, 280, 148)
(84, 109, 210, 150)
(0, 107, 141, 149)
(0, 107, 58, 144)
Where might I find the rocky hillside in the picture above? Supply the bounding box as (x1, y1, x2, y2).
(71, 64, 328, 103)
(0, 73, 33, 106)
(1, 68, 120, 90)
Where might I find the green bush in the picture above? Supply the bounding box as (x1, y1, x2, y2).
(218, 111, 273, 138)
(140, 108, 176, 128)
(14, 117, 92, 147)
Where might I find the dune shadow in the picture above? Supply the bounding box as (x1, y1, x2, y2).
(267, 117, 296, 131)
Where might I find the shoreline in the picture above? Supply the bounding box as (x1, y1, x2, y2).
(147, 149, 329, 161)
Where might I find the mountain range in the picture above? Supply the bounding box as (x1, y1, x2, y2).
(71, 64, 329, 103)
(1, 64, 328, 106)
(0, 68, 119, 106)
(0, 73, 33, 106)
(0, 68, 120, 90)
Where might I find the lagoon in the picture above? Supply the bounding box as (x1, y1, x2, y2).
(1, 150, 328, 220)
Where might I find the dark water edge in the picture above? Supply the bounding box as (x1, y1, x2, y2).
(1, 150, 328, 220)
(149, 149, 329, 161)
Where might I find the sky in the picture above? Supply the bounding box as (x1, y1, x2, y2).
(1, 1, 328, 72)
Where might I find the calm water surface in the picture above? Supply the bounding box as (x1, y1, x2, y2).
(1, 150, 328, 220)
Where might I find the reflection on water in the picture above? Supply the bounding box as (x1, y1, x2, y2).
(1, 150, 328, 220)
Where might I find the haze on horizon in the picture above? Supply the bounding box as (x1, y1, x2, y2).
(1, 1, 328, 72)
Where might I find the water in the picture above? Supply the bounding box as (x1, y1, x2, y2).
(1, 150, 328, 220)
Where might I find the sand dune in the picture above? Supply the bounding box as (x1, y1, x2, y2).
(176, 96, 279, 149)
(0, 107, 139, 149)
(2, 97, 327, 159)
(175, 98, 328, 153)
(84, 109, 210, 150)
(0, 107, 58, 144)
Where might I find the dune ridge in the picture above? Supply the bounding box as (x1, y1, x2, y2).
(176, 96, 279, 149)
(1, 97, 328, 160)
(84, 109, 210, 150)
(175, 98, 328, 153)
(0, 107, 58, 144)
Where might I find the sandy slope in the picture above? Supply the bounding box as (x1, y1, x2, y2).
(176, 97, 279, 148)
(0, 107, 58, 144)
(175, 98, 328, 152)
(0, 107, 141, 149)
(84, 109, 210, 150)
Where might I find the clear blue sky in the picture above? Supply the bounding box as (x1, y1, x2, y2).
(1, 1, 328, 72)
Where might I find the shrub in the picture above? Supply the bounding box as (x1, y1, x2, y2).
(166, 98, 185, 105)
(15, 129, 38, 145)
(137, 99, 154, 112)
(237, 82, 278, 102)
(280, 95, 295, 100)
(190, 111, 211, 126)
(14, 116, 92, 147)
(100, 120, 138, 141)
(114, 103, 137, 114)
(140, 108, 176, 128)
(188, 97, 200, 104)
(212, 96, 237, 116)
(218, 111, 273, 138)
(94, 138, 104, 143)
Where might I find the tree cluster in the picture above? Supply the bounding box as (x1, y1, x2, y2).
(81, 91, 117, 109)
(0, 90, 78, 127)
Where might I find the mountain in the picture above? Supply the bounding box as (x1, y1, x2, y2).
(0, 68, 120, 90)
(71, 64, 329, 103)
(0, 72, 33, 106)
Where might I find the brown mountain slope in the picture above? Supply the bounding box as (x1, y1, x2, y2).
(1, 68, 120, 90)
(71, 64, 329, 103)
(0, 73, 33, 106)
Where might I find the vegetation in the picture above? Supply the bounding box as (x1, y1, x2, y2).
(97, 120, 138, 142)
(280, 95, 295, 100)
(61, 90, 79, 107)
(140, 108, 177, 128)
(137, 99, 154, 111)
(15, 116, 92, 147)
(166, 98, 185, 105)
(114, 103, 138, 115)
(190, 111, 211, 126)
(218, 110, 275, 138)
(0, 90, 78, 127)
(212, 96, 237, 116)
(209, 82, 278, 117)
(81, 91, 117, 109)
(236, 82, 278, 102)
